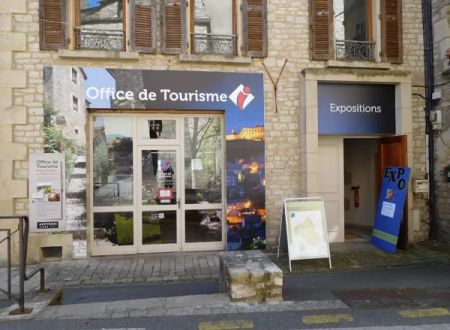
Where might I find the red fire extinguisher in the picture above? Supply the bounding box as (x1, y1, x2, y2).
(351, 186, 360, 208)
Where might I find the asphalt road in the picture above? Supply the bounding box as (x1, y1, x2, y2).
(2, 264, 450, 330)
(2, 307, 450, 330)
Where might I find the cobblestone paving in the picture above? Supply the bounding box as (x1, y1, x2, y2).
(0, 252, 220, 302)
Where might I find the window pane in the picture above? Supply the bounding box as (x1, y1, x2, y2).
(194, 0, 232, 35)
(335, 0, 369, 41)
(184, 118, 222, 204)
(142, 211, 177, 245)
(79, 0, 124, 50)
(93, 116, 133, 206)
(141, 120, 177, 140)
(185, 209, 222, 243)
(142, 150, 177, 205)
(193, 1, 235, 55)
(93, 212, 133, 246)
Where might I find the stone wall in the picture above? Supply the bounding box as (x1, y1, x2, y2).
(432, 1, 450, 243)
(0, 0, 429, 255)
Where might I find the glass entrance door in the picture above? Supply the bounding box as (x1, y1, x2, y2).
(138, 147, 181, 253)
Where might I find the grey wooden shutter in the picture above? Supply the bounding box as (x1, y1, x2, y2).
(310, 0, 333, 60)
(39, 0, 66, 50)
(131, 0, 157, 53)
(381, 0, 403, 64)
(242, 0, 268, 57)
(161, 0, 187, 54)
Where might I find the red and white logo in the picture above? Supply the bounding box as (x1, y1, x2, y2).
(229, 84, 254, 110)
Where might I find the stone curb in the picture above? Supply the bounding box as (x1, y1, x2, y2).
(33, 294, 348, 320)
(0, 292, 349, 321)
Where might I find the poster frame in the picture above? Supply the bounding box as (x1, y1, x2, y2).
(277, 197, 332, 271)
(28, 153, 66, 232)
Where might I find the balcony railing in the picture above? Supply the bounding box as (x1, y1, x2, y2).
(74, 28, 125, 51)
(336, 40, 376, 61)
(191, 33, 237, 56)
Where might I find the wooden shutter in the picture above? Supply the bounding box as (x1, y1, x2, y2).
(242, 0, 268, 57)
(161, 0, 187, 54)
(131, 0, 157, 53)
(381, 0, 403, 64)
(310, 0, 333, 60)
(39, 0, 66, 50)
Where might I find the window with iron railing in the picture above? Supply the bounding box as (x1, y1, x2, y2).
(190, 0, 237, 56)
(75, 0, 125, 51)
(334, 0, 375, 61)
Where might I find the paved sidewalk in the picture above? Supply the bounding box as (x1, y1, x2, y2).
(0, 252, 220, 318)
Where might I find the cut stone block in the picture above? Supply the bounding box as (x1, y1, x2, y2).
(219, 250, 283, 303)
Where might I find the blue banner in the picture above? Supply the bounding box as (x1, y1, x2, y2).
(371, 166, 411, 253)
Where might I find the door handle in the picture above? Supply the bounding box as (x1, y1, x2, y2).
(177, 199, 181, 208)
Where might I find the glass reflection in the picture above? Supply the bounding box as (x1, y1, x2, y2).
(194, 0, 232, 35)
(93, 116, 133, 206)
(185, 209, 222, 243)
(93, 212, 133, 246)
(141, 120, 177, 140)
(79, 0, 124, 50)
(184, 117, 222, 204)
(142, 211, 177, 244)
(142, 150, 177, 205)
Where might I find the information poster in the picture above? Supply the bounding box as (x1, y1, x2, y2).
(371, 166, 411, 253)
(29, 153, 66, 232)
(278, 198, 332, 271)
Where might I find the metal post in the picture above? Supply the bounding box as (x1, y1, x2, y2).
(18, 217, 25, 313)
(7, 229, 11, 300)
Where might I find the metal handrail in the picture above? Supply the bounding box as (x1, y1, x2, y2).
(0, 216, 46, 314)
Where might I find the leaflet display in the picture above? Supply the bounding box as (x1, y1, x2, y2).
(278, 197, 332, 271)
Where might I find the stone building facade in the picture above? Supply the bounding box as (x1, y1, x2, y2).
(0, 0, 430, 261)
(432, 0, 450, 243)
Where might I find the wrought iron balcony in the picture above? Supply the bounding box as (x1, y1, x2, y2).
(191, 33, 237, 56)
(335, 40, 376, 61)
(74, 28, 125, 51)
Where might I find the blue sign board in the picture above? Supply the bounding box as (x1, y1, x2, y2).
(371, 166, 411, 253)
(318, 83, 396, 134)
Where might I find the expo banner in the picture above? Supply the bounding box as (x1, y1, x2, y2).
(371, 166, 411, 253)
(29, 153, 66, 232)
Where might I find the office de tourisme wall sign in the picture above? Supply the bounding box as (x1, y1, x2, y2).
(80, 67, 266, 251)
(318, 83, 396, 134)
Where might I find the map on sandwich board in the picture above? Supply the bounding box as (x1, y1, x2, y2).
(278, 197, 332, 271)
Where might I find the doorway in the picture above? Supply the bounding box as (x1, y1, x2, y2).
(343, 136, 408, 246)
(89, 113, 226, 256)
(344, 138, 378, 241)
(318, 135, 408, 246)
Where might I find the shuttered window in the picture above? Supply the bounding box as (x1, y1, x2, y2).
(131, 0, 157, 53)
(39, 0, 66, 50)
(242, 0, 268, 57)
(381, 0, 402, 63)
(161, 0, 187, 54)
(309, 0, 333, 60)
